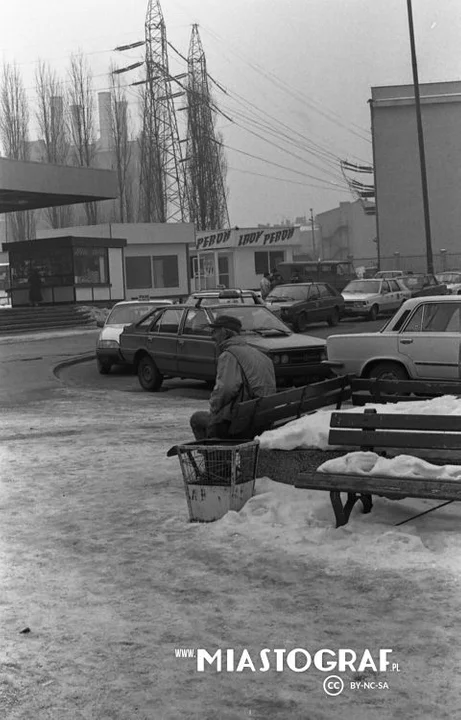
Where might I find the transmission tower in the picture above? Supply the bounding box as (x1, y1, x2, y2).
(186, 24, 229, 230)
(139, 0, 188, 222)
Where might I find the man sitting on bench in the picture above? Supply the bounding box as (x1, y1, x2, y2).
(190, 315, 276, 440)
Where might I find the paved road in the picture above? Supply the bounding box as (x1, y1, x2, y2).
(56, 317, 384, 397)
(0, 329, 99, 407)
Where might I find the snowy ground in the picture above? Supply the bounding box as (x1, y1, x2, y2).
(1, 386, 461, 718)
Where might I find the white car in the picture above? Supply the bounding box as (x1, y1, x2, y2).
(374, 270, 405, 279)
(436, 271, 461, 295)
(326, 295, 461, 381)
(341, 278, 410, 321)
(96, 299, 173, 374)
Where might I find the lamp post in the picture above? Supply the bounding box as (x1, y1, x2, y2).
(310, 208, 317, 259)
(406, 0, 434, 274)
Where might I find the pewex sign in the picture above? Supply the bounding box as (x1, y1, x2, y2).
(195, 226, 300, 252)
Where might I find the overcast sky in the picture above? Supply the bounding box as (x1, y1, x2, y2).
(1, 0, 461, 227)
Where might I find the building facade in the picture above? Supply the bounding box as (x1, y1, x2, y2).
(37, 223, 194, 302)
(315, 200, 377, 267)
(191, 226, 302, 290)
(370, 81, 461, 272)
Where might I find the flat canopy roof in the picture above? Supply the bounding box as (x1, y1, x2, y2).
(0, 157, 118, 213)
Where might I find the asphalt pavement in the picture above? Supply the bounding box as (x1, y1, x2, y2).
(0, 328, 99, 407)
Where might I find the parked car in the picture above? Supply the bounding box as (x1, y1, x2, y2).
(341, 278, 409, 321)
(185, 288, 264, 306)
(325, 295, 461, 381)
(398, 273, 448, 298)
(96, 299, 173, 374)
(264, 282, 344, 331)
(374, 270, 405, 279)
(436, 271, 461, 295)
(119, 303, 329, 391)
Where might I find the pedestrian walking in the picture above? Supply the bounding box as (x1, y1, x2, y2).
(260, 273, 272, 300)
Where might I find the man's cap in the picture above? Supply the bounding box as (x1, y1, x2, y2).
(209, 315, 242, 333)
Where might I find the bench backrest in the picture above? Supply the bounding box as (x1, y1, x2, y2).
(351, 377, 461, 406)
(329, 408, 461, 450)
(229, 374, 351, 439)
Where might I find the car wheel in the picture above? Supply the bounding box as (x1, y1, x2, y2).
(138, 355, 164, 391)
(367, 362, 409, 382)
(327, 307, 340, 326)
(97, 358, 112, 375)
(295, 312, 308, 333)
(368, 304, 379, 321)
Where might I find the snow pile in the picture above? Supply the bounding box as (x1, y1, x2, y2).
(256, 395, 461, 450)
(318, 450, 461, 480)
(204, 476, 461, 571)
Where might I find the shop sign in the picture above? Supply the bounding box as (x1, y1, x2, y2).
(195, 226, 299, 252)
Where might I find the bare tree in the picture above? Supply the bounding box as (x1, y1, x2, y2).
(108, 65, 133, 223)
(35, 60, 73, 228)
(0, 62, 35, 241)
(67, 52, 98, 225)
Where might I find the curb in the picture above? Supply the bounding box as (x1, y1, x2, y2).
(53, 352, 96, 379)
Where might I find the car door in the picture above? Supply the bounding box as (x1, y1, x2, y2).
(388, 279, 404, 309)
(378, 280, 393, 313)
(305, 284, 321, 321)
(145, 307, 182, 375)
(317, 283, 334, 321)
(176, 307, 216, 380)
(397, 301, 461, 379)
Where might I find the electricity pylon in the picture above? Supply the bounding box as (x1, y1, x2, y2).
(186, 24, 229, 230)
(139, 0, 188, 222)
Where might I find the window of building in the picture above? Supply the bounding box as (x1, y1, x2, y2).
(218, 256, 230, 288)
(10, 247, 74, 287)
(126, 256, 152, 290)
(254, 250, 285, 275)
(152, 255, 179, 288)
(74, 247, 109, 285)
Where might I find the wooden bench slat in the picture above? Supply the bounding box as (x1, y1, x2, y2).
(295, 470, 461, 501)
(329, 428, 461, 449)
(330, 412, 461, 431)
(228, 375, 351, 438)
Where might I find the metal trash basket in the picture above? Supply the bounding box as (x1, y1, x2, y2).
(175, 440, 260, 522)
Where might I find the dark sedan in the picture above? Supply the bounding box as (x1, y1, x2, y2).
(399, 274, 448, 298)
(264, 282, 345, 331)
(119, 303, 329, 391)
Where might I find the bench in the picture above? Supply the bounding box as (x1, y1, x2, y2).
(295, 408, 461, 528)
(351, 377, 461, 406)
(227, 374, 351, 439)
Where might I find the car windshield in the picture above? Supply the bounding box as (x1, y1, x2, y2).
(209, 305, 291, 334)
(437, 273, 461, 283)
(106, 303, 164, 325)
(266, 285, 308, 301)
(343, 280, 381, 294)
(400, 276, 425, 289)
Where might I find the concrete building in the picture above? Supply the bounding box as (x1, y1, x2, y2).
(192, 226, 303, 290)
(37, 223, 194, 302)
(315, 200, 377, 267)
(370, 81, 461, 272)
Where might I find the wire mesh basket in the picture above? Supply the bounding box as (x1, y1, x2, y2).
(176, 440, 260, 487)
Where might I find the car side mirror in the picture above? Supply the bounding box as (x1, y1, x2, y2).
(96, 319, 104, 328)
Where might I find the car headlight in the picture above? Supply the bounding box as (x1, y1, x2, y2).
(98, 340, 120, 349)
(281, 354, 290, 364)
(320, 348, 328, 361)
(272, 355, 280, 364)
